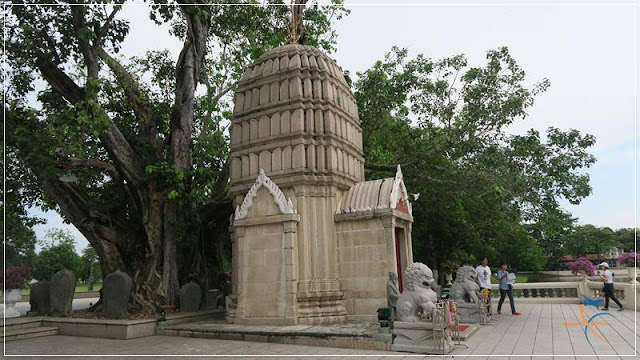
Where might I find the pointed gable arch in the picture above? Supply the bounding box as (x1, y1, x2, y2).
(389, 165, 412, 215)
(234, 169, 296, 220)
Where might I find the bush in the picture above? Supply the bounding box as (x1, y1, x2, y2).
(1, 266, 32, 289)
(618, 251, 639, 267)
(568, 257, 596, 276)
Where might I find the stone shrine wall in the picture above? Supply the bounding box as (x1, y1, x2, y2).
(336, 217, 389, 320)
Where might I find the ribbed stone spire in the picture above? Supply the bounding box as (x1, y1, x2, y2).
(229, 44, 364, 196)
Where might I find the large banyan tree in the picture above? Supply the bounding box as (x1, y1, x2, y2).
(4, 0, 348, 312)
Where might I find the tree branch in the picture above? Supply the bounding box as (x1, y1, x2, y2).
(33, 57, 146, 210)
(96, 47, 163, 156)
(364, 161, 416, 171)
(65, 157, 119, 178)
(95, 7, 120, 44)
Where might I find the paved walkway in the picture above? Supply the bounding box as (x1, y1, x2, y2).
(3, 303, 638, 359)
(4, 335, 413, 359)
(452, 302, 638, 359)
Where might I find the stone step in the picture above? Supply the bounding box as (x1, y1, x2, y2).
(4, 326, 59, 342)
(0, 317, 43, 331)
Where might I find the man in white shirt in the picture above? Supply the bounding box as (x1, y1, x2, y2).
(475, 257, 493, 314)
(598, 262, 623, 311)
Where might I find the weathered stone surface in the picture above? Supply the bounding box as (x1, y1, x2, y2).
(396, 263, 438, 322)
(29, 280, 50, 315)
(227, 44, 412, 326)
(50, 269, 76, 316)
(102, 270, 132, 319)
(180, 282, 202, 312)
(456, 303, 482, 324)
(450, 265, 481, 304)
(392, 321, 453, 354)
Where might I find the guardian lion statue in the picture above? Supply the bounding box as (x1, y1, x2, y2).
(396, 263, 438, 322)
(449, 265, 480, 304)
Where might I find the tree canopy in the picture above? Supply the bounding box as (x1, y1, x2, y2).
(354, 46, 596, 271)
(4, 0, 348, 312)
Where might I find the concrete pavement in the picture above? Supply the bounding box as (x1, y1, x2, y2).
(3, 335, 423, 359)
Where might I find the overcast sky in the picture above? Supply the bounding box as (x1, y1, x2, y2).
(29, 0, 638, 252)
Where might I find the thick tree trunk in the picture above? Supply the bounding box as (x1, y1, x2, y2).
(7, 4, 214, 313)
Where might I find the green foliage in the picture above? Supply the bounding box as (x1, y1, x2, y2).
(563, 225, 617, 260)
(3, 215, 38, 267)
(614, 228, 637, 252)
(4, 0, 349, 297)
(78, 246, 102, 283)
(355, 46, 596, 272)
(32, 229, 83, 281)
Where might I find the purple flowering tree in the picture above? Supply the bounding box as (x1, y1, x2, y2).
(618, 252, 639, 267)
(568, 257, 597, 276)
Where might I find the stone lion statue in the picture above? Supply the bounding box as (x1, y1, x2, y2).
(449, 265, 480, 304)
(396, 263, 438, 322)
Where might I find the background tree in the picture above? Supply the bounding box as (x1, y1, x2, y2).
(2, 146, 42, 267)
(32, 229, 83, 281)
(525, 209, 576, 270)
(79, 246, 102, 284)
(354, 46, 596, 272)
(563, 225, 617, 261)
(614, 228, 637, 252)
(5, 0, 348, 312)
(3, 216, 38, 267)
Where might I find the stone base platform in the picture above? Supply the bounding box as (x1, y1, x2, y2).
(2, 307, 225, 340)
(157, 320, 392, 351)
(391, 321, 454, 355)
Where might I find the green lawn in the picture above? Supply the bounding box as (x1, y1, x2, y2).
(490, 273, 529, 284)
(22, 283, 102, 296)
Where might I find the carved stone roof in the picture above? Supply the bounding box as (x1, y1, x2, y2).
(338, 165, 412, 216)
(228, 44, 365, 196)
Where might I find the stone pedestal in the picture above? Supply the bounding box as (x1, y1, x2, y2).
(455, 303, 481, 324)
(391, 321, 453, 354)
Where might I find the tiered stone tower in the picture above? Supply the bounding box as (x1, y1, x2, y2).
(227, 44, 413, 326)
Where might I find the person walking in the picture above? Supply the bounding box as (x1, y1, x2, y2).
(496, 262, 521, 315)
(598, 262, 624, 311)
(475, 257, 493, 315)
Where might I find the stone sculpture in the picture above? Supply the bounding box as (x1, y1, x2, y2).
(392, 263, 454, 354)
(29, 280, 50, 315)
(387, 272, 400, 314)
(396, 263, 438, 322)
(180, 282, 202, 312)
(449, 265, 483, 323)
(50, 269, 76, 316)
(102, 271, 132, 319)
(449, 265, 480, 304)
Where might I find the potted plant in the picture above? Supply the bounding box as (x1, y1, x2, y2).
(568, 257, 596, 280)
(1, 266, 31, 318)
(618, 251, 639, 283)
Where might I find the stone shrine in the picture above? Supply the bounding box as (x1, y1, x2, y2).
(227, 44, 414, 325)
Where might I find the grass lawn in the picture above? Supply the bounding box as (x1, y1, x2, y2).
(22, 283, 102, 296)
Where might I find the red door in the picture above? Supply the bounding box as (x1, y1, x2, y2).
(395, 228, 404, 293)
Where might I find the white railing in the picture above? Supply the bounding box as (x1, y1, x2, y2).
(508, 282, 580, 303)
(494, 280, 639, 307)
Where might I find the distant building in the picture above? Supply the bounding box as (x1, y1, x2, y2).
(561, 248, 624, 268)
